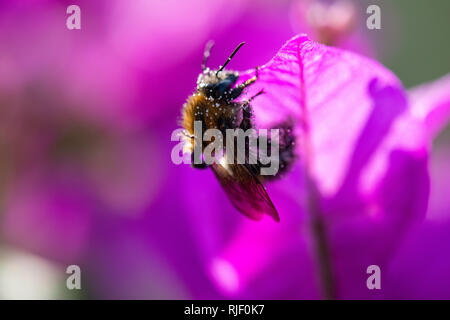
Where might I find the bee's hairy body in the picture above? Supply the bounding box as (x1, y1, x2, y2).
(182, 90, 240, 152)
(178, 41, 295, 222)
(182, 68, 253, 156)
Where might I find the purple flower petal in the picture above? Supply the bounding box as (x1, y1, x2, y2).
(212, 35, 431, 298)
(240, 34, 410, 195)
(408, 74, 450, 138)
(384, 144, 450, 299)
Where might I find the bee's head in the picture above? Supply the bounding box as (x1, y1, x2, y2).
(196, 69, 239, 99)
(197, 41, 245, 100)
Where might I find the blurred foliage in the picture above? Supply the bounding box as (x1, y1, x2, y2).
(362, 0, 450, 88)
(361, 0, 450, 143)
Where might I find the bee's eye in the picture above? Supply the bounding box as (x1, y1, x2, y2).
(227, 74, 238, 82)
(217, 82, 229, 94)
(216, 79, 235, 94)
(203, 83, 214, 93)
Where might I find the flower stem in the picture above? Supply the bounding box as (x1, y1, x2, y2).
(306, 177, 336, 300)
(297, 43, 335, 299)
(299, 115, 336, 299)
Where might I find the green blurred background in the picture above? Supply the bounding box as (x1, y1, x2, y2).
(364, 0, 450, 142)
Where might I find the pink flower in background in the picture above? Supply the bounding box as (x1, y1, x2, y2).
(289, 0, 374, 56)
(0, 0, 296, 298)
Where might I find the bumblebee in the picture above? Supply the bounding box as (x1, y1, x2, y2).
(181, 42, 295, 222)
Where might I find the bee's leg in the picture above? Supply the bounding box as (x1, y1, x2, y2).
(242, 89, 264, 107)
(191, 152, 208, 169)
(201, 40, 215, 71)
(236, 88, 264, 131)
(192, 162, 208, 169)
(240, 102, 253, 131)
(229, 67, 259, 100)
(240, 67, 259, 88)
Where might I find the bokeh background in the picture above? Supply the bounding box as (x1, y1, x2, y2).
(0, 0, 449, 299)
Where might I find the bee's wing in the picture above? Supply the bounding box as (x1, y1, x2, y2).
(211, 163, 280, 222)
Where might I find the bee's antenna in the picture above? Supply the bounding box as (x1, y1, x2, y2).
(216, 42, 245, 76)
(202, 40, 215, 71)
